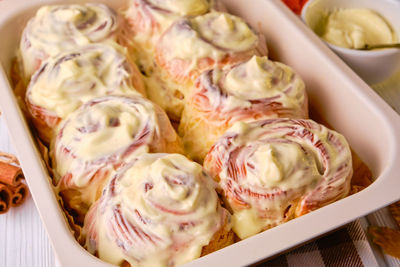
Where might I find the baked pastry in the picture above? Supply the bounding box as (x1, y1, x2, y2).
(204, 119, 353, 239)
(123, 0, 221, 75)
(124, 0, 220, 45)
(19, 3, 120, 81)
(83, 153, 234, 267)
(151, 11, 260, 120)
(25, 43, 145, 143)
(180, 55, 308, 162)
(51, 95, 183, 224)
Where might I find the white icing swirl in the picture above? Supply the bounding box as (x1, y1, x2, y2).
(125, 0, 213, 40)
(84, 153, 230, 267)
(20, 3, 119, 79)
(179, 56, 308, 162)
(147, 0, 210, 16)
(159, 12, 257, 63)
(52, 96, 182, 215)
(223, 56, 305, 109)
(192, 12, 258, 52)
(26, 44, 143, 120)
(156, 11, 258, 81)
(195, 55, 307, 116)
(204, 119, 353, 239)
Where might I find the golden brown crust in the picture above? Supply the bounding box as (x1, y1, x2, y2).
(201, 226, 235, 256)
(349, 149, 373, 195)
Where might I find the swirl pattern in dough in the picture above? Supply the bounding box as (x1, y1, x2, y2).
(51, 95, 183, 223)
(20, 3, 119, 80)
(204, 119, 353, 239)
(151, 11, 259, 120)
(83, 153, 233, 267)
(26, 44, 145, 143)
(124, 0, 214, 46)
(180, 55, 308, 162)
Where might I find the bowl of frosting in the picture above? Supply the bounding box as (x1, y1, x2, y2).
(301, 0, 400, 84)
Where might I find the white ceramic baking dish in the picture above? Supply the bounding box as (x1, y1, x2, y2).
(0, 0, 399, 266)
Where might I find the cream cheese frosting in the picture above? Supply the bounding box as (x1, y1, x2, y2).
(179, 55, 307, 162)
(160, 12, 258, 68)
(123, 0, 216, 78)
(125, 0, 213, 42)
(26, 44, 143, 120)
(20, 3, 119, 79)
(52, 95, 182, 209)
(151, 11, 259, 120)
(84, 153, 230, 267)
(219, 56, 306, 111)
(204, 119, 353, 239)
(147, 0, 210, 16)
(319, 8, 397, 49)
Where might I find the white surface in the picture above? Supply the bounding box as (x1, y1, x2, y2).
(0, 117, 55, 267)
(0, 0, 399, 267)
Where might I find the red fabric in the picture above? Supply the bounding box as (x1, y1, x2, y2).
(281, 0, 308, 15)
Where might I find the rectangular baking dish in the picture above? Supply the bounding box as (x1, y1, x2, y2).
(0, 0, 399, 266)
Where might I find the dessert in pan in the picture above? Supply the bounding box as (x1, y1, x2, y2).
(204, 119, 353, 239)
(179, 55, 308, 162)
(51, 95, 183, 224)
(123, 0, 222, 74)
(15, 1, 367, 266)
(25, 44, 145, 143)
(83, 153, 234, 267)
(148, 11, 262, 120)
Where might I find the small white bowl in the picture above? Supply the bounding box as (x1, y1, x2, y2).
(301, 0, 400, 84)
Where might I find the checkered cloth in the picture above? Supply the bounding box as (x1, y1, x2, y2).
(257, 220, 379, 267)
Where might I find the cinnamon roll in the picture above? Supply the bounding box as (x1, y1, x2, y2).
(26, 44, 145, 143)
(152, 11, 260, 120)
(180, 55, 308, 162)
(83, 153, 233, 267)
(123, 0, 219, 74)
(19, 3, 119, 80)
(204, 119, 353, 239)
(51, 95, 183, 224)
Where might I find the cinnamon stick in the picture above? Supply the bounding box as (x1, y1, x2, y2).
(9, 182, 28, 207)
(0, 183, 11, 214)
(0, 151, 29, 210)
(0, 161, 24, 187)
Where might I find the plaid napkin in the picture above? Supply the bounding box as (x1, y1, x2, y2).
(257, 220, 379, 267)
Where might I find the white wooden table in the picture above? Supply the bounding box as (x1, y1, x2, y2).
(0, 117, 55, 267)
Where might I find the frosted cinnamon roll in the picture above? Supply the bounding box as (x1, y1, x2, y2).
(204, 119, 353, 239)
(19, 3, 119, 80)
(26, 44, 145, 143)
(180, 56, 308, 162)
(123, 0, 223, 74)
(125, 0, 216, 43)
(83, 153, 233, 267)
(152, 11, 259, 120)
(51, 95, 183, 224)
